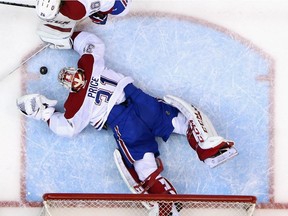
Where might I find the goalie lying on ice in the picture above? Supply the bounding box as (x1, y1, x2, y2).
(16, 31, 238, 216)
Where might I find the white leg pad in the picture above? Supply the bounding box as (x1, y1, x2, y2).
(164, 95, 219, 145)
(37, 13, 76, 49)
(113, 149, 145, 194)
(113, 149, 157, 210)
(164, 95, 238, 167)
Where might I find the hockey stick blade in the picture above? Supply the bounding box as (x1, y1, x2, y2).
(0, 1, 35, 8)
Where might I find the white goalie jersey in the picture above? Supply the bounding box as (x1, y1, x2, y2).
(48, 32, 133, 137)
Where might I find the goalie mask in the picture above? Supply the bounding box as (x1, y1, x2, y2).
(36, 0, 61, 20)
(58, 67, 87, 92)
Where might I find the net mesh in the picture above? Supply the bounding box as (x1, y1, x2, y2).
(40, 194, 256, 216)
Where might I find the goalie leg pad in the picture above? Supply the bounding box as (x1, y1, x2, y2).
(113, 149, 157, 210)
(39, 35, 73, 49)
(133, 153, 175, 194)
(146, 176, 180, 216)
(113, 149, 145, 194)
(37, 14, 76, 49)
(114, 149, 180, 215)
(164, 95, 218, 141)
(134, 153, 179, 216)
(164, 95, 238, 167)
(187, 120, 238, 167)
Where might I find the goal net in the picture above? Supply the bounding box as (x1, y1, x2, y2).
(39, 193, 256, 216)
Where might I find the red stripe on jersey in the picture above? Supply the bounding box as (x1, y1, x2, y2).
(115, 125, 135, 164)
(64, 54, 94, 119)
(44, 24, 72, 32)
(122, 0, 128, 7)
(59, 1, 86, 20)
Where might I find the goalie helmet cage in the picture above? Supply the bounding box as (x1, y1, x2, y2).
(40, 193, 257, 216)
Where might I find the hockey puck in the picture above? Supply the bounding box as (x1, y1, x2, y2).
(40, 66, 48, 75)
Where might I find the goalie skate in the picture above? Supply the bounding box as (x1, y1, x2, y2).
(204, 144, 238, 168)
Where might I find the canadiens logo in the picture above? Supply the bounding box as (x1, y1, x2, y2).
(90, 1, 100, 10)
(84, 44, 95, 53)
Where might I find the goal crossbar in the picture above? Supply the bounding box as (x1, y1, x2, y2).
(43, 193, 256, 203)
(41, 193, 257, 216)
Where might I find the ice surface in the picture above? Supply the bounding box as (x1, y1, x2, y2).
(22, 14, 271, 203)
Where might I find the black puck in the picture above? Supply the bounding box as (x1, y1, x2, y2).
(40, 66, 48, 75)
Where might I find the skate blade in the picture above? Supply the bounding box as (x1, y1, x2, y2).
(204, 147, 238, 168)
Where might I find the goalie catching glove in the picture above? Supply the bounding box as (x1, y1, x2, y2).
(16, 94, 57, 121)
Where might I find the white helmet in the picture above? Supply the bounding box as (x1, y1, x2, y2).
(58, 67, 87, 92)
(36, 0, 61, 20)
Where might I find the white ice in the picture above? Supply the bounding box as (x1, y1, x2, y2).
(1, 0, 288, 216)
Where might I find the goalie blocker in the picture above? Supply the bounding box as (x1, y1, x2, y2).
(164, 95, 238, 168)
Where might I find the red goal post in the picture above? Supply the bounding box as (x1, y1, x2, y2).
(40, 193, 257, 216)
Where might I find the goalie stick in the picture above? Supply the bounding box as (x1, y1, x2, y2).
(0, 44, 49, 82)
(0, 1, 35, 8)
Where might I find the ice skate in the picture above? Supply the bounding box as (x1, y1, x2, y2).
(204, 141, 238, 168)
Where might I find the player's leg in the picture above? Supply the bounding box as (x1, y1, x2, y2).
(107, 98, 161, 165)
(114, 149, 181, 216)
(164, 95, 238, 168)
(134, 153, 181, 216)
(109, 99, 180, 215)
(134, 153, 176, 195)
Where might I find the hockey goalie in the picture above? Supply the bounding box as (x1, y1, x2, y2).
(16, 31, 238, 216)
